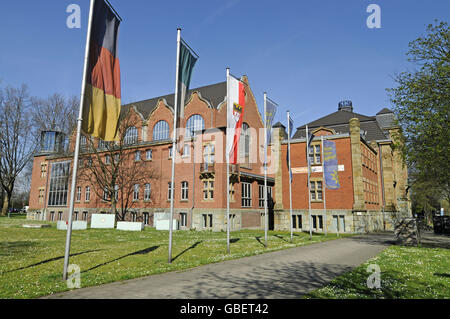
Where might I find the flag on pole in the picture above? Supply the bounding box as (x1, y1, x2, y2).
(82, 0, 121, 142)
(287, 112, 294, 183)
(323, 140, 340, 189)
(307, 129, 315, 167)
(288, 113, 294, 138)
(265, 98, 277, 144)
(227, 75, 246, 164)
(176, 40, 198, 152)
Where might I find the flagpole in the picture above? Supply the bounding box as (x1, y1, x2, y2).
(264, 92, 268, 248)
(62, 0, 95, 281)
(306, 125, 313, 240)
(287, 111, 293, 242)
(226, 67, 230, 254)
(321, 135, 327, 236)
(168, 28, 181, 264)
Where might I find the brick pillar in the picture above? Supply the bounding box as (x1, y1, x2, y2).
(349, 118, 365, 211)
(272, 127, 284, 210)
(380, 142, 396, 211)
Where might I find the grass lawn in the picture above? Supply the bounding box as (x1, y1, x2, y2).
(0, 215, 347, 299)
(305, 244, 450, 299)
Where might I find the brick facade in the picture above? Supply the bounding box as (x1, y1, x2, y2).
(28, 78, 410, 233)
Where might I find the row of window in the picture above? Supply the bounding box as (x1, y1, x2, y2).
(361, 145, 377, 172)
(291, 214, 346, 232)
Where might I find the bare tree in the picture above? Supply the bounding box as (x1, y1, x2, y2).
(77, 111, 158, 221)
(30, 93, 78, 137)
(0, 85, 39, 215)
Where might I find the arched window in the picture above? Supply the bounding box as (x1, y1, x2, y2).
(153, 120, 170, 141)
(124, 126, 138, 145)
(185, 115, 205, 138)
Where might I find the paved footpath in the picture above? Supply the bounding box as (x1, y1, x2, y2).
(43, 232, 393, 299)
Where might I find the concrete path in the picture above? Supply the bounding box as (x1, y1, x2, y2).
(43, 232, 393, 299)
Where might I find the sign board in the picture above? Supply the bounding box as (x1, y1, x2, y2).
(156, 219, 179, 231)
(292, 165, 345, 174)
(91, 214, 115, 229)
(116, 221, 144, 231)
(57, 220, 87, 230)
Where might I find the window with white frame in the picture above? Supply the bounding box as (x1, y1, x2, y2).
(203, 143, 215, 169)
(203, 180, 214, 200)
(308, 144, 321, 165)
(168, 182, 174, 200)
(202, 213, 213, 228)
(240, 123, 250, 162)
(48, 161, 71, 206)
(258, 185, 272, 208)
(310, 180, 323, 201)
(185, 114, 205, 138)
(103, 187, 109, 201)
(105, 154, 111, 164)
(133, 184, 139, 201)
(144, 183, 151, 201)
(169, 146, 173, 158)
(76, 186, 81, 201)
(114, 185, 119, 201)
(181, 181, 188, 200)
(80, 136, 87, 151)
(242, 182, 252, 207)
(146, 149, 152, 160)
(180, 212, 187, 227)
(153, 120, 170, 141)
(124, 126, 138, 145)
(135, 150, 141, 161)
(85, 186, 90, 202)
(182, 144, 190, 157)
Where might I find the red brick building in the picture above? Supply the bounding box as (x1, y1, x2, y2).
(28, 78, 410, 233)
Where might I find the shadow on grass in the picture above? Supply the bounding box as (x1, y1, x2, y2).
(82, 246, 159, 273)
(434, 272, 450, 278)
(3, 249, 102, 274)
(230, 238, 240, 244)
(255, 236, 265, 247)
(172, 241, 202, 262)
(0, 241, 39, 257)
(274, 234, 289, 243)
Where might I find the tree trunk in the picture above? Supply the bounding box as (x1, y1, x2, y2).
(1, 193, 10, 216)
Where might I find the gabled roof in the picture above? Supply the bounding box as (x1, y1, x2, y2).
(296, 109, 374, 130)
(122, 81, 227, 119)
(292, 109, 387, 142)
(376, 107, 393, 115)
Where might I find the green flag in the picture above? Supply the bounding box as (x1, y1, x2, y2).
(176, 41, 198, 132)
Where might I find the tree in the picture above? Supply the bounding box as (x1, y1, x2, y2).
(30, 93, 78, 139)
(0, 85, 39, 215)
(387, 20, 450, 206)
(77, 111, 158, 221)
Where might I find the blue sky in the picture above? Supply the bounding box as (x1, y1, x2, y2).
(0, 0, 449, 129)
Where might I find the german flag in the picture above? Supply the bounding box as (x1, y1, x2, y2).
(82, 0, 121, 141)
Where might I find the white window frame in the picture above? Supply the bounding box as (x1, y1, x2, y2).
(144, 183, 151, 201)
(242, 182, 252, 207)
(181, 181, 189, 200)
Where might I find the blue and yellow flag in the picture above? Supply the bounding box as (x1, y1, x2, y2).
(323, 140, 340, 189)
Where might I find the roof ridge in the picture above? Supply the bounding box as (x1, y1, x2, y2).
(123, 81, 226, 107)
